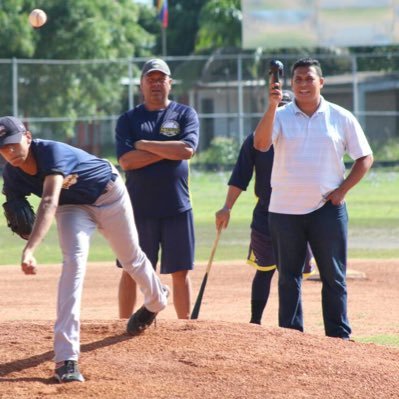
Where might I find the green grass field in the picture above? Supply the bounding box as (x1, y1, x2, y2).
(356, 335, 399, 348)
(0, 168, 398, 265)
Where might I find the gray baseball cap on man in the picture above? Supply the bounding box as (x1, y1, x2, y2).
(0, 116, 27, 147)
(141, 58, 171, 77)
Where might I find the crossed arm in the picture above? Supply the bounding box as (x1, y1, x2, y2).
(118, 140, 194, 171)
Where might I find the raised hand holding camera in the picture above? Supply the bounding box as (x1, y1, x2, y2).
(269, 59, 284, 88)
(267, 59, 284, 108)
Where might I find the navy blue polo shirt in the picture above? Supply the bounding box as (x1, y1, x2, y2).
(115, 101, 199, 218)
(228, 133, 274, 235)
(2, 139, 113, 204)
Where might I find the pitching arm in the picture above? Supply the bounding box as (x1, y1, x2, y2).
(21, 174, 63, 275)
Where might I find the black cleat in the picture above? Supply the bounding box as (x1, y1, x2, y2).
(127, 305, 157, 335)
(54, 360, 84, 383)
(127, 285, 169, 336)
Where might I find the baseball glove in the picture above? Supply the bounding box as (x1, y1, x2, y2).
(3, 197, 36, 240)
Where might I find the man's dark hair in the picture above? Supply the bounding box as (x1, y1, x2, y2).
(291, 58, 323, 77)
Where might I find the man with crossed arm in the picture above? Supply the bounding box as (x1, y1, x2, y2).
(115, 59, 199, 320)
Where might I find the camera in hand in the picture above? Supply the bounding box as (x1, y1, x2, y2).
(269, 60, 284, 86)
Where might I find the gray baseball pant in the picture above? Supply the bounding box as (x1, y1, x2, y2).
(53, 174, 167, 363)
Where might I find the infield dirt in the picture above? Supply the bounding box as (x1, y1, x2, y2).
(0, 259, 398, 398)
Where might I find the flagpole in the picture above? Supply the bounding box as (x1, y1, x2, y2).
(157, 0, 168, 56)
(161, 26, 167, 57)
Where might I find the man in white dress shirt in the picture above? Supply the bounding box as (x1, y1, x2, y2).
(254, 58, 373, 339)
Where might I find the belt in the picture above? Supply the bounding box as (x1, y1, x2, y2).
(102, 173, 118, 194)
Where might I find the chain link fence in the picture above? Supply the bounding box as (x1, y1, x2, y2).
(1, 53, 398, 157)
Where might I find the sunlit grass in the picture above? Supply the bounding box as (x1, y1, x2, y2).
(355, 335, 399, 348)
(0, 168, 398, 265)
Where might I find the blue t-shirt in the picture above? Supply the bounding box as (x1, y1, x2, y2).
(2, 139, 113, 205)
(115, 101, 199, 218)
(228, 133, 274, 235)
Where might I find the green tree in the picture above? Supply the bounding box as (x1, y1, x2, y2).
(153, 0, 204, 56)
(195, 0, 242, 53)
(31, 0, 155, 60)
(0, 0, 157, 137)
(0, 0, 37, 58)
(155, 0, 241, 56)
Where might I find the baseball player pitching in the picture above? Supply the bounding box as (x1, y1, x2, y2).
(0, 116, 169, 383)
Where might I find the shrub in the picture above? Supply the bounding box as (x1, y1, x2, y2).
(193, 137, 240, 170)
(372, 138, 399, 161)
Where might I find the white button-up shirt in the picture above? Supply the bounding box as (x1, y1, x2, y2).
(270, 96, 372, 215)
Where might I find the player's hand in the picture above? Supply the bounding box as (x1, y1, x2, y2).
(324, 188, 345, 206)
(215, 207, 230, 230)
(21, 250, 37, 275)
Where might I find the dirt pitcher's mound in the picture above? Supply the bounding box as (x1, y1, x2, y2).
(0, 259, 398, 398)
(0, 320, 398, 399)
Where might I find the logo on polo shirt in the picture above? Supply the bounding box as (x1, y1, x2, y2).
(160, 120, 180, 137)
(62, 174, 78, 189)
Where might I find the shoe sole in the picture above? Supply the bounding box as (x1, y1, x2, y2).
(54, 374, 85, 383)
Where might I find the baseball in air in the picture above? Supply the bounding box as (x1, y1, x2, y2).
(28, 9, 47, 28)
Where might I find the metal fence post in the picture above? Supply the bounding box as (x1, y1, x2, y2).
(12, 57, 18, 117)
(352, 54, 359, 117)
(237, 54, 244, 144)
(128, 59, 134, 110)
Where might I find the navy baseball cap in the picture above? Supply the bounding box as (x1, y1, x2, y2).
(141, 58, 171, 77)
(0, 116, 27, 147)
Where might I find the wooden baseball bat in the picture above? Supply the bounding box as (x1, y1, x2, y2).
(190, 228, 222, 320)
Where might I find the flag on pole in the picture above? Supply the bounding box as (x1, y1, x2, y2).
(157, 0, 168, 28)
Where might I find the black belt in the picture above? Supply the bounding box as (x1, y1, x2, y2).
(102, 174, 118, 194)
